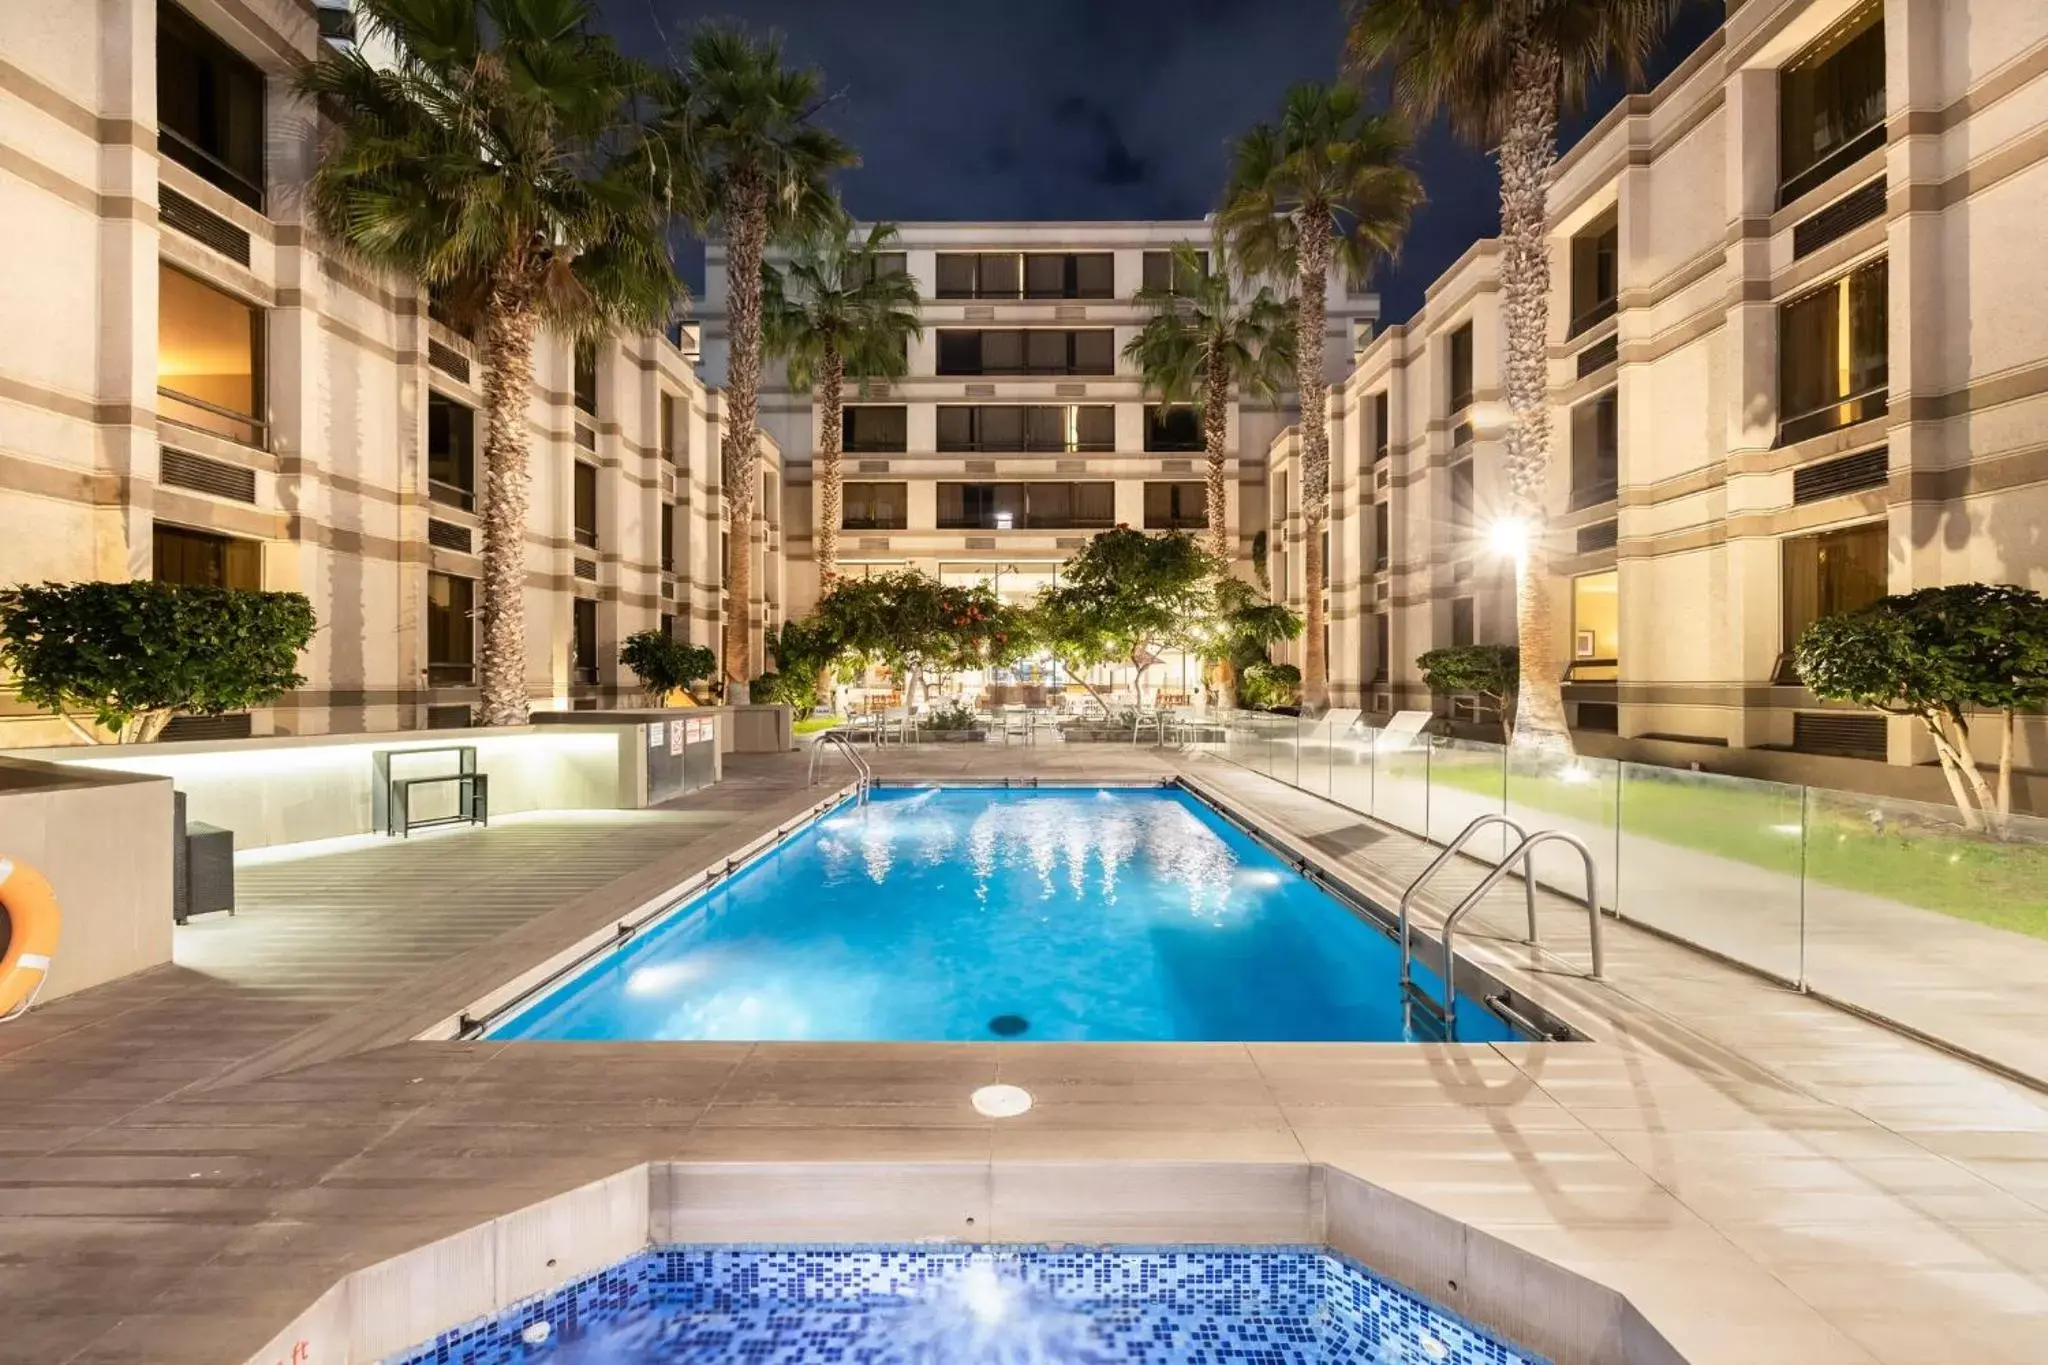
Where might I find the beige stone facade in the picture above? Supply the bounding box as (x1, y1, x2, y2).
(0, 0, 750, 747)
(1321, 0, 2048, 773)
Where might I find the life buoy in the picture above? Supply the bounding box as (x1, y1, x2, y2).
(0, 858, 60, 1018)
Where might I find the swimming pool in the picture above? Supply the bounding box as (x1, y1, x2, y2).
(487, 786, 1516, 1043)
(394, 1244, 1544, 1364)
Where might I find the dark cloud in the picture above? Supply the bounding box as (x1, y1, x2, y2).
(600, 0, 1720, 321)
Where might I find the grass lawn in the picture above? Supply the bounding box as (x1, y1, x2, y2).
(793, 715, 843, 735)
(1422, 758, 2048, 942)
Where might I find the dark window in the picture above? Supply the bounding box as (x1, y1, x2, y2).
(851, 251, 907, 286)
(1779, 259, 1888, 444)
(659, 612, 675, 639)
(157, 262, 263, 445)
(935, 252, 1112, 299)
(1447, 324, 1475, 414)
(934, 405, 1114, 453)
(660, 393, 679, 462)
(1372, 392, 1390, 462)
(1141, 250, 1209, 293)
(1570, 389, 1619, 509)
(1143, 481, 1208, 530)
(720, 530, 729, 587)
(1449, 460, 1475, 533)
(1780, 3, 1886, 203)
(1569, 211, 1619, 335)
(1373, 501, 1389, 570)
(1373, 612, 1391, 682)
(936, 482, 1115, 530)
(153, 522, 259, 589)
(660, 503, 675, 570)
(843, 405, 908, 452)
(426, 572, 475, 683)
(1782, 521, 1888, 654)
(842, 482, 908, 530)
(573, 462, 598, 548)
(1450, 597, 1475, 648)
(572, 597, 598, 684)
(573, 341, 597, 416)
(1144, 404, 1204, 452)
(427, 395, 475, 509)
(933, 330, 1116, 376)
(157, 2, 264, 208)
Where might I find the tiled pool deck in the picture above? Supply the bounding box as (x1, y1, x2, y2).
(1, 747, 2045, 1364)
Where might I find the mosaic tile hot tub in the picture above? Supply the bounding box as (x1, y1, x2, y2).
(394, 1243, 1543, 1364)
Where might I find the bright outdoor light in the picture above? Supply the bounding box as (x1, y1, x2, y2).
(970, 1083, 1033, 1118)
(1487, 517, 1530, 558)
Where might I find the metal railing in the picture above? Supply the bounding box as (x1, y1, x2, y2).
(807, 729, 873, 802)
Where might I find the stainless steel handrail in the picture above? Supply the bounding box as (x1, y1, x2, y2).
(1435, 829, 1604, 1029)
(806, 729, 872, 801)
(1397, 815, 1533, 1000)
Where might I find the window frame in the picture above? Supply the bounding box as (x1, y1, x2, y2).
(841, 481, 909, 531)
(153, 521, 261, 590)
(427, 393, 477, 510)
(426, 570, 477, 685)
(156, 0, 266, 209)
(1447, 323, 1475, 415)
(1142, 481, 1208, 531)
(1777, 258, 1889, 446)
(572, 461, 599, 549)
(156, 261, 266, 447)
(842, 404, 910, 453)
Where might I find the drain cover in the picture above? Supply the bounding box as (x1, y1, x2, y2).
(987, 1013, 1030, 1037)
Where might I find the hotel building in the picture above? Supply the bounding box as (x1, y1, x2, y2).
(701, 221, 1379, 624)
(0, 0, 753, 748)
(1317, 0, 2048, 776)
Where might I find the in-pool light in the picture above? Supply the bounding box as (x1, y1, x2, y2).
(970, 1084, 1033, 1118)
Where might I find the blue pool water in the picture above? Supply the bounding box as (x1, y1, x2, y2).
(491, 786, 1512, 1043)
(396, 1245, 1543, 1364)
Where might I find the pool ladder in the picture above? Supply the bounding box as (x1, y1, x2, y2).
(807, 729, 873, 803)
(1397, 815, 1604, 1038)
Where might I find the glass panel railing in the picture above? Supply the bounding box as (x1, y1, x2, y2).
(1801, 789, 2048, 1080)
(1614, 762, 1805, 983)
(1505, 751, 1621, 913)
(1296, 713, 1336, 800)
(1425, 736, 1509, 849)
(1370, 728, 1430, 838)
(1328, 723, 1375, 817)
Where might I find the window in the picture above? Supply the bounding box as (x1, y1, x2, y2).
(1447, 323, 1474, 414)
(1373, 501, 1389, 570)
(720, 530, 730, 586)
(573, 341, 597, 416)
(660, 393, 679, 462)
(934, 252, 1111, 299)
(1570, 389, 1618, 509)
(659, 612, 675, 639)
(660, 503, 675, 571)
(1449, 459, 1475, 537)
(1141, 249, 1208, 293)
(1372, 392, 1390, 463)
(1373, 613, 1391, 682)
(1570, 571, 1619, 681)
(1450, 597, 1475, 648)
(1144, 404, 1204, 452)
(1780, 2, 1885, 203)
(573, 462, 598, 548)
(842, 405, 908, 452)
(851, 251, 907, 286)
(1569, 210, 1619, 335)
(427, 395, 475, 509)
(572, 597, 598, 684)
(1143, 482, 1207, 530)
(936, 482, 1115, 530)
(157, 263, 263, 445)
(934, 330, 1116, 376)
(426, 572, 475, 684)
(842, 482, 908, 530)
(157, 1, 264, 208)
(936, 405, 1113, 452)
(1779, 259, 1888, 444)
(1781, 521, 1887, 658)
(153, 522, 259, 589)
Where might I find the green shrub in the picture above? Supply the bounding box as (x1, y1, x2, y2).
(1239, 660, 1301, 710)
(749, 670, 816, 720)
(920, 699, 982, 732)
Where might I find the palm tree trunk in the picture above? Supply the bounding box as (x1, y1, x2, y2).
(478, 297, 538, 727)
(1294, 214, 1332, 716)
(721, 177, 770, 702)
(1499, 35, 1570, 754)
(1203, 355, 1238, 711)
(816, 345, 844, 586)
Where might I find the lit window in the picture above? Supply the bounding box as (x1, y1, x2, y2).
(158, 263, 263, 445)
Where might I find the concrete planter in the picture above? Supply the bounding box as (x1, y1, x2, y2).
(1059, 727, 1139, 743)
(914, 729, 989, 743)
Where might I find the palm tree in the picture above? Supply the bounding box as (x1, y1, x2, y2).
(301, 0, 679, 726)
(1123, 237, 1295, 573)
(1220, 83, 1421, 715)
(664, 23, 854, 702)
(763, 214, 923, 587)
(1346, 0, 1687, 751)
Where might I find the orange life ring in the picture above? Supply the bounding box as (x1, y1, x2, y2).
(0, 858, 60, 1018)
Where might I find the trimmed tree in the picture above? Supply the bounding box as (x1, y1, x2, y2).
(810, 570, 1008, 709)
(1033, 527, 1218, 715)
(1417, 643, 1520, 742)
(618, 630, 715, 704)
(1346, 0, 1692, 752)
(764, 214, 923, 588)
(1221, 82, 1421, 715)
(1209, 577, 1303, 709)
(300, 0, 679, 726)
(0, 581, 315, 743)
(664, 24, 855, 700)
(1795, 584, 2048, 834)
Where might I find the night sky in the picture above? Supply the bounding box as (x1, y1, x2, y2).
(594, 0, 1725, 323)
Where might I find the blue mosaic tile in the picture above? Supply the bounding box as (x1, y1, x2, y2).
(388, 1245, 1545, 1365)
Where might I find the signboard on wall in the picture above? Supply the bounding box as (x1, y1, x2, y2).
(647, 722, 665, 748)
